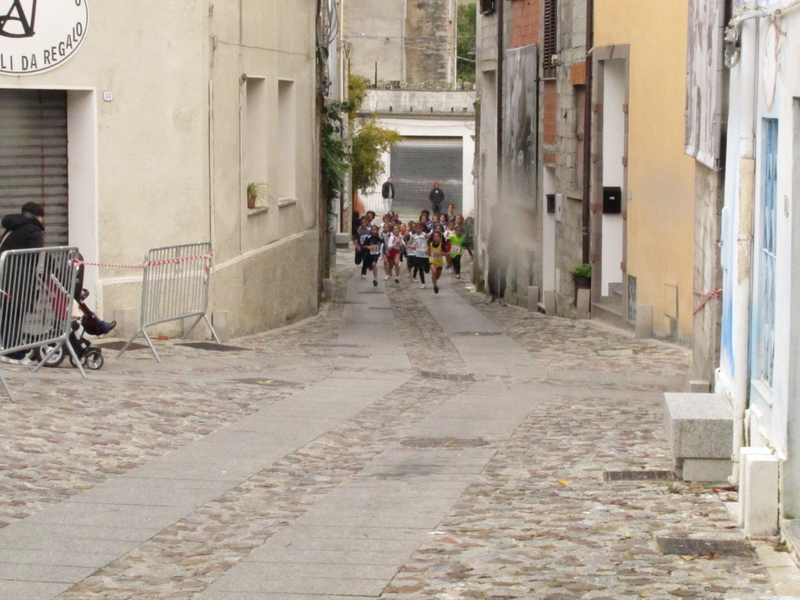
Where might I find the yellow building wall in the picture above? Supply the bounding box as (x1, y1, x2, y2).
(595, 0, 695, 342)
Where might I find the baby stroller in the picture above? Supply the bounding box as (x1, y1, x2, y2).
(36, 258, 116, 370)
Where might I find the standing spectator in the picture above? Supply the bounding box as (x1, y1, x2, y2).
(381, 177, 395, 215)
(445, 204, 456, 223)
(429, 182, 445, 217)
(0, 202, 45, 363)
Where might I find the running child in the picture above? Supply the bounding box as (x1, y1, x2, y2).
(463, 216, 475, 258)
(354, 216, 372, 278)
(428, 231, 446, 294)
(443, 219, 457, 270)
(410, 223, 430, 288)
(384, 225, 402, 283)
(449, 225, 466, 279)
(363, 225, 383, 286)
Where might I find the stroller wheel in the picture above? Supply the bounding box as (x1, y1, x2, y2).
(36, 343, 66, 368)
(85, 348, 104, 370)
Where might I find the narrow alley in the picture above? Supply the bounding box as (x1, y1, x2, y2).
(0, 251, 789, 600)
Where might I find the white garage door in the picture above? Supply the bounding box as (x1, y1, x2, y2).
(390, 137, 463, 217)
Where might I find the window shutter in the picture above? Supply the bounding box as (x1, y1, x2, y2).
(543, 0, 558, 78)
(480, 0, 496, 15)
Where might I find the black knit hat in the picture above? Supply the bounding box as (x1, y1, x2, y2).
(21, 202, 44, 218)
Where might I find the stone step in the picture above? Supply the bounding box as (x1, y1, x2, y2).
(663, 393, 733, 482)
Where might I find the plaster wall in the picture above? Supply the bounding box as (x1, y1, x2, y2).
(0, 0, 320, 338)
(595, 0, 695, 342)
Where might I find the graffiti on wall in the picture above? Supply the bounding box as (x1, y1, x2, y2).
(503, 44, 538, 207)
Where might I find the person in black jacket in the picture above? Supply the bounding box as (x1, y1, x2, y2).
(0, 202, 45, 362)
(381, 177, 395, 215)
(0, 202, 44, 253)
(429, 182, 445, 217)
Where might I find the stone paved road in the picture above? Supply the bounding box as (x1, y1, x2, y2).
(0, 250, 792, 599)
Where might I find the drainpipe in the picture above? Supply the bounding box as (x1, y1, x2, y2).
(731, 7, 758, 475)
(581, 0, 593, 264)
(496, 0, 504, 206)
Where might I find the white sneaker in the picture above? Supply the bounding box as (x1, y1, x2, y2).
(384, 275, 390, 280)
(361, 274, 366, 279)
(456, 274, 461, 279)
(420, 284, 426, 289)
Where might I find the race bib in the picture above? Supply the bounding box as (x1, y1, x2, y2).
(450, 245, 462, 254)
(370, 245, 381, 255)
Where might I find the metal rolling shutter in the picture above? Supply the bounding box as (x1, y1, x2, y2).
(390, 137, 463, 217)
(0, 89, 68, 246)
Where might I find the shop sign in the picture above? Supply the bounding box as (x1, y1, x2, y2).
(0, 0, 89, 76)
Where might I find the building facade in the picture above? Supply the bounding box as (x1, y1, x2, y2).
(0, 0, 321, 339)
(687, 0, 800, 541)
(475, 0, 696, 338)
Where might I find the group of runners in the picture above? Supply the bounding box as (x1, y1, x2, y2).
(353, 204, 474, 295)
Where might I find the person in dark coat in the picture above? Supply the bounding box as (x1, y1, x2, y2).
(0, 202, 44, 253)
(0, 202, 45, 362)
(381, 177, 395, 215)
(429, 182, 445, 217)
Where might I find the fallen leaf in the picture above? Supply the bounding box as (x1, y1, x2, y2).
(680, 555, 695, 561)
(559, 480, 571, 486)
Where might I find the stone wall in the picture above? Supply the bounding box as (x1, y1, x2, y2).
(406, 0, 456, 84)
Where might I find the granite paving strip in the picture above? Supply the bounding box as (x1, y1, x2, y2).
(0, 367, 414, 599)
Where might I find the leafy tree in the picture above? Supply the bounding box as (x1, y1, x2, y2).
(351, 119, 401, 194)
(321, 101, 348, 209)
(457, 3, 477, 83)
(321, 73, 400, 206)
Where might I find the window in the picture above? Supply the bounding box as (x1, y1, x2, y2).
(245, 77, 268, 209)
(543, 0, 558, 78)
(480, 0, 496, 15)
(277, 79, 296, 200)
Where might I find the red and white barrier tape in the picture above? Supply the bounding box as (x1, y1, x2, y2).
(73, 253, 213, 270)
(693, 288, 722, 316)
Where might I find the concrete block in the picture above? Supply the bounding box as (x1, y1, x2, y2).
(664, 393, 733, 465)
(335, 233, 351, 248)
(689, 380, 712, 393)
(682, 458, 732, 482)
(543, 290, 556, 316)
(527, 286, 539, 312)
(113, 308, 140, 340)
(738, 447, 774, 525)
(576, 288, 590, 320)
(635, 304, 653, 339)
(212, 311, 230, 343)
(322, 278, 333, 301)
(741, 453, 779, 537)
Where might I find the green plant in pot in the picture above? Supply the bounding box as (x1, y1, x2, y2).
(572, 263, 592, 288)
(247, 182, 266, 209)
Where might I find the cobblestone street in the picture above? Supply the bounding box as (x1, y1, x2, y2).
(0, 250, 794, 599)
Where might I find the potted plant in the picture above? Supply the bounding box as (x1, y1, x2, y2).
(572, 263, 592, 288)
(247, 182, 266, 209)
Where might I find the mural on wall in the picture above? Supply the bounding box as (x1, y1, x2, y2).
(502, 44, 538, 207)
(685, 0, 724, 170)
(0, 0, 88, 75)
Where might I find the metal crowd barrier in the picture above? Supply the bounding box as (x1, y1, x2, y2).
(117, 242, 219, 362)
(0, 247, 85, 401)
